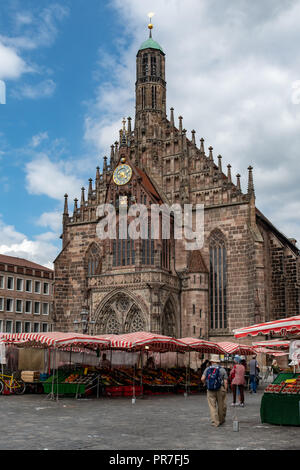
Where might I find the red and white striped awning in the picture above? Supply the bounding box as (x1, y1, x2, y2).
(233, 315, 300, 339)
(252, 340, 290, 349)
(179, 338, 225, 354)
(216, 342, 254, 355)
(107, 332, 188, 352)
(253, 347, 289, 356)
(0, 332, 110, 350)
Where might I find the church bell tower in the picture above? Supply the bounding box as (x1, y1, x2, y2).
(135, 16, 166, 135)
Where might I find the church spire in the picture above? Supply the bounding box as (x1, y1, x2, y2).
(236, 174, 241, 192)
(147, 12, 154, 38)
(63, 193, 69, 216)
(227, 164, 232, 183)
(170, 107, 174, 127)
(135, 15, 166, 125)
(248, 165, 255, 197)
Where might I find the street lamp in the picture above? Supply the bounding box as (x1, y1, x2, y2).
(73, 306, 95, 334)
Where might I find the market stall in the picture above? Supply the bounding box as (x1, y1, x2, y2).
(107, 332, 188, 398)
(0, 332, 111, 398)
(233, 316, 300, 426)
(233, 315, 300, 339)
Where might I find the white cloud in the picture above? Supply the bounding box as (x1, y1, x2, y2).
(0, 3, 69, 96)
(12, 79, 56, 99)
(37, 210, 62, 234)
(0, 216, 59, 269)
(31, 132, 49, 148)
(25, 154, 83, 202)
(0, 42, 28, 80)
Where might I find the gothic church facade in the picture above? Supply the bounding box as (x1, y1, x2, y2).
(54, 29, 300, 342)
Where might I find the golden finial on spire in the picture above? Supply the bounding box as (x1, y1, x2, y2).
(147, 12, 155, 37)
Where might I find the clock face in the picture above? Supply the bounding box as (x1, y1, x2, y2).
(113, 164, 132, 186)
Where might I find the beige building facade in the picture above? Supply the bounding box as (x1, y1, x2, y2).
(0, 255, 54, 334)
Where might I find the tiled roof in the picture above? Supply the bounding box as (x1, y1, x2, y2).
(135, 167, 162, 203)
(0, 254, 53, 272)
(187, 250, 208, 273)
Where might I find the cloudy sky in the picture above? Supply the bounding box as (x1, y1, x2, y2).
(0, 0, 300, 268)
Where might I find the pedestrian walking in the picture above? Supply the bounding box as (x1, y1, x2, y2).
(230, 357, 246, 407)
(201, 354, 228, 427)
(271, 359, 280, 380)
(249, 354, 259, 393)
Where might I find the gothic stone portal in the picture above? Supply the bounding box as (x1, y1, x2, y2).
(95, 293, 146, 335)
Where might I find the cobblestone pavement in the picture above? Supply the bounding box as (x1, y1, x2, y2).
(0, 389, 299, 450)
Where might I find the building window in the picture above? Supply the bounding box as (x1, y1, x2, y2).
(42, 323, 48, 333)
(151, 55, 157, 76)
(161, 238, 170, 269)
(193, 304, 195, 315)
(0, 297, 3, 312)
(113, 228, 135, 267)
(34, 302, 40, 315)
(6, 298, 14, 312)
(25, 300, 32, 314)
(142, 53, 148, 76)
(24, 322, 31, 333)
(0, 275, 4, 289)
(142, 87, 146, 109)
(43, 282, 49, 295)
(16, 278, 23, 291)
(0, 320, 3, 333)
(209, 230, 227, 330)
(34, 281, 41, 294)
(33, 323, 40, 333)
(151, 86, 157, 109)
(142, 222, 155, 266)
(16, 299, 23, 313)
(7, 276, 14, 290)
(25, 279, 32, 292)
(42, 303, 49, 315)
(5, 320, 13, 333)
(15, 321, 22, 333)
(86, 244, 101, 276)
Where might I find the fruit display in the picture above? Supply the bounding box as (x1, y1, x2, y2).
(64, 372, 98, 385)
(264, 383, 286, 394)
(42, 366, 206, 397)
(281, 377, 300, 394)
(264, 375, 300, 395)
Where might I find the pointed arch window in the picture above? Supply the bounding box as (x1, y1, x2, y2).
(142, 54, 148, 76)
(151, 56, 157, 76)
(142, 87, 146, 109)
(209, 231, 227, 330)
(152, 86, 157, 109)
(86, 244, 101, 276)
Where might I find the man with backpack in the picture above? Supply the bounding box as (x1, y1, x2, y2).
(201, 354, 228, 427)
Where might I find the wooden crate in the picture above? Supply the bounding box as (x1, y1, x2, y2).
(21, 371, 40, 382)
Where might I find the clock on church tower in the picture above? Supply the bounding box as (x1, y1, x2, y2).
(113, 162, 132, 186)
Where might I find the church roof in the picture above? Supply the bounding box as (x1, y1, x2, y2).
(139, 37, 164, 53)
(187, 250, 208, 273)
(134, 167, 163, 203)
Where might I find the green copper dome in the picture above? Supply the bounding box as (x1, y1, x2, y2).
(139, 37, 164, 53)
